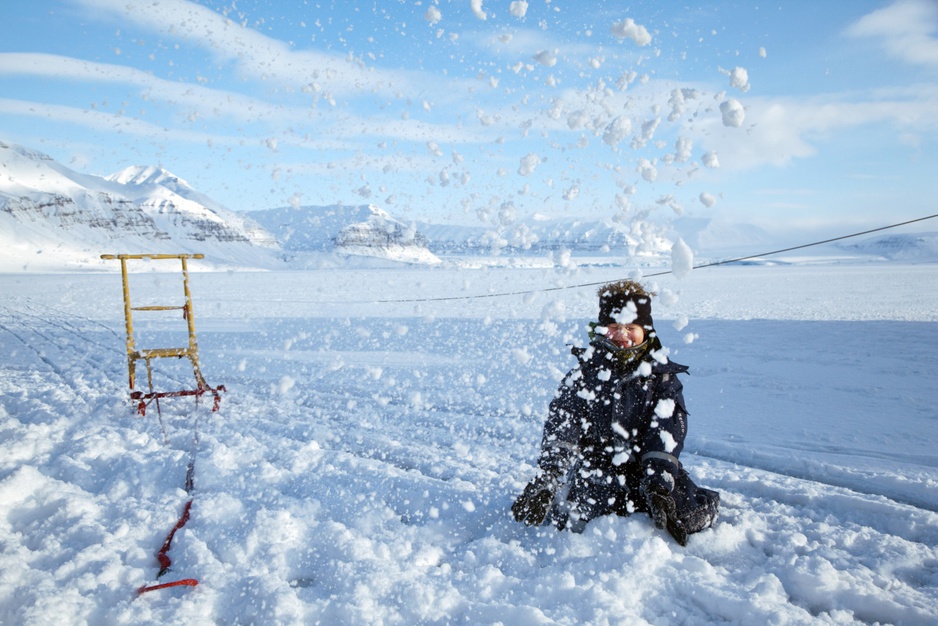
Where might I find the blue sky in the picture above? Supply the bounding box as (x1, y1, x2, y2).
(1, 0, 937, 240)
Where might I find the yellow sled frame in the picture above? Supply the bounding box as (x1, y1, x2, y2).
(101, 253, 224, 415)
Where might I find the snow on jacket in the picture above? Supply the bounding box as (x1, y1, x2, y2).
(538, 338, 690, 481)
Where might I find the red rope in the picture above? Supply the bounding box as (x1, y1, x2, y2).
(138, 579, 199, 594)
(157, 499, 193, 575)
(137, 499, 198, 594)
(133, 385, 225, 416)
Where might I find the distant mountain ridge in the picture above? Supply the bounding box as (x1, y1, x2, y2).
(837, 232, 938, 261)
(247, 204, 440, 265)
(0, 140, 278, 270)
(417, 215, 671, 258)
(2, 138, 935, 272)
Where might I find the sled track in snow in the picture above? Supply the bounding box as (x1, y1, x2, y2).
(0, 297, 124, 362)
(0, 298, 137, 416)
(2, 296, 114, 335)
(691, 447, 938, 516)
(688, 453, 938, 547)
(0, 303, 109, 406)
(1, 297, 208, 408)
(230, 388, 502, 490)
(12, 296, 124, 344)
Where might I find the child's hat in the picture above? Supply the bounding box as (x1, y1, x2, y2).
(597, 280, 655, 331)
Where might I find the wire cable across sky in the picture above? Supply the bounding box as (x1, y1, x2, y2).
(377, 213, 938, 304)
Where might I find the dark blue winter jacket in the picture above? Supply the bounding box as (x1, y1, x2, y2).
(538, 338, 689, 485)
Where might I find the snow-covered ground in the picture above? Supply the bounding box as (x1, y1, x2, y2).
(1, 262, 937, 624)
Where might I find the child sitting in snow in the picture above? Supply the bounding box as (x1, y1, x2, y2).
(512, 280, 719, 544)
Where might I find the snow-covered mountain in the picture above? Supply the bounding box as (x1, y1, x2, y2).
(0, 141, 440, 271)
(247, 204, 676, 268)
(3, 139, 935, 272)
(247, 204, 441, 266)
(837, 232, 938, 261)
(106, 165, 277, 249)
(0, 140, 279, 271)
(418, 214, 673, 260)
(672, 216, 774, 258)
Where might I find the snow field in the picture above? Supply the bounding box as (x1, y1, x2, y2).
(1, 263, 937, 624)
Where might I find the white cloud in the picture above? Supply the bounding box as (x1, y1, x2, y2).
(469, 28, 552, 57)
(0, 19, 507, 152)
(699, 87, 938, 171)
(9, 0, 936, 218)
(0, 53, 307, 124)
(846, 0, 938, 67)
(0, 97, 234, 144)
(71, 0, 424, 99)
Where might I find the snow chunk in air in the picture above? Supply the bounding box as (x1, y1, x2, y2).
(518, 153, 541, 176)
(603, 116, 632, 148)
(611, 18, 652, 46)
(671, 237, 694, 279)
(729, 67, 750, 93)
(720, 99, 745, 127)
(533, 50, 558, 67)
(637, 158, 657, 183)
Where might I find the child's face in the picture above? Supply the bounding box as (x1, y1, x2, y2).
(603, 323, 645, 349)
